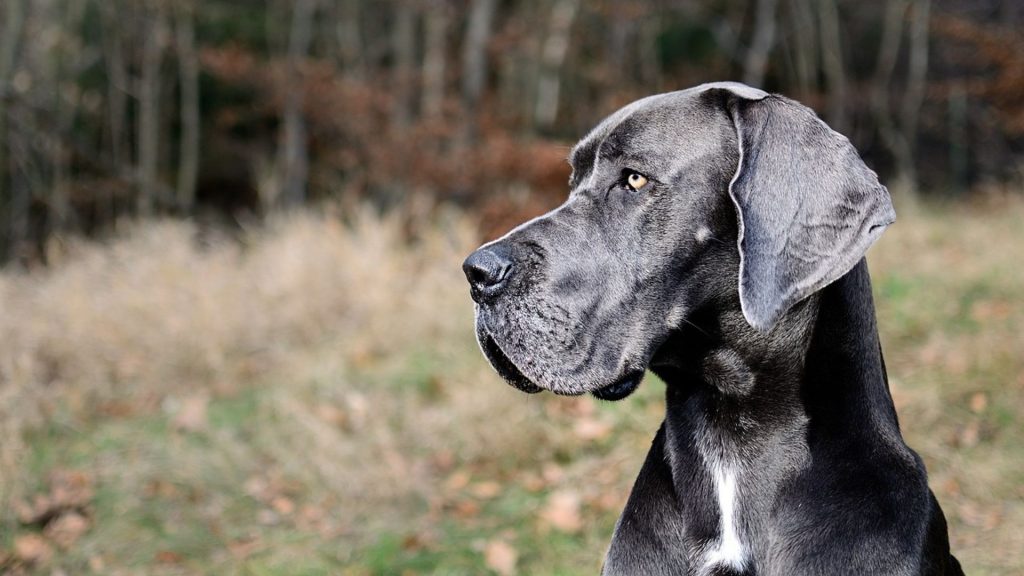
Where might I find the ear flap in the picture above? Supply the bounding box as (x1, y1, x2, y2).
(706, 85, 895, 331)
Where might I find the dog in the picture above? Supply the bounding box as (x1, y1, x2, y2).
(462, 82, 963, 575)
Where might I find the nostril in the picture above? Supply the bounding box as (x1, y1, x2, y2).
(465, 261, 493, 286)
(462, 246, 515, 298)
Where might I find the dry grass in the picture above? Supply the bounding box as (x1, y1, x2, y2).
(0, 198, 1021, 574)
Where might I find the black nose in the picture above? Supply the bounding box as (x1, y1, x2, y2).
(463, 244, 514, 302)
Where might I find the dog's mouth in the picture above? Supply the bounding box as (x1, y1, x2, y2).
(480, 333, 544, 394)
(591, 370, 644, 401)
(480, 329, 645, 400)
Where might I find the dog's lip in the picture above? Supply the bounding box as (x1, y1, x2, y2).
(591, 370, 644, 401)
(481, 333, 544, 394)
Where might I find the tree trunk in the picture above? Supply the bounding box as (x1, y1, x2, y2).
(817, 0, 847, 132)
(872, 0, 912, 191)
(743, 0, 779, 88)
(460, 0, 498, 144)
(787, 0, 818, 102)
(138, 5, 167, 216)
(51, 0, 88, 233)
(99, 1, 129, 223)
(898, 0, 930, 191)
(277, 0, 317, 208)
(335, 0, 366, 79)
(175, 4, 200, 213)
(534, 0, 580, 131)
(391, 1, 417, 129)
(421, 0, 449, 120)
(0, 0, 27, 258)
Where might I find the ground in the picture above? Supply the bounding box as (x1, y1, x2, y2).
(0, 198, 1021, 575)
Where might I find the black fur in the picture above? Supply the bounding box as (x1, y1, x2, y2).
(463, 82, 962, 575)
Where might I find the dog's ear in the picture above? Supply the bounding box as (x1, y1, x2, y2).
(702, 83, 895, 331)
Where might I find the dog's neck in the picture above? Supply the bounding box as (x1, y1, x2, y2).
(648, 259, 908, 569)
(653, 258, 901, 449)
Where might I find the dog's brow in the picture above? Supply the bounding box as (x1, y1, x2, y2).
(597, 138, 623, 160)
(569, 139, 599, 183)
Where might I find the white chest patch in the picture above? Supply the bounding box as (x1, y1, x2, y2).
(703, 464, 747, 572)
(695, 226, 712, 243)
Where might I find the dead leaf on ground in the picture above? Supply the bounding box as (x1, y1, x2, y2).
(154, 550, 183, 565)
(17, 470, 94, 526)
(445, 470, 472, 492)
(271, 496, 296, 515)
(227, 537, 260, 560)
(314, 404, 348, 429)
(969, 392, 988, 413)
(173, 394, 209, 432)
(519, 472, 546, 492)
(540, 490, 582, 533)
(958, 421, 981, 447)
(573, 417, 613, 441)
(44, 512, 90, 549)
(958, 502, 1003, 530)
(453, 500, 481, 519)
(431, 449, 456, 473)
(484, 539, 518, 576)
(541, 463, 564, 485)
(469, 481, 502, 500)
(13, 534, 52, 565)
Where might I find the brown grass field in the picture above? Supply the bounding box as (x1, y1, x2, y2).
(0, 197, 1022, 575)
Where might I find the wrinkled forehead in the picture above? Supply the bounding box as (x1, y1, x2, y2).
(568, 86, 731, 186)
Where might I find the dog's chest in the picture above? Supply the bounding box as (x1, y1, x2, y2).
(698, 458, 749, 575)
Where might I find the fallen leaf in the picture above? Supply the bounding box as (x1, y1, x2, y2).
(958, 421, 980, 447)
(173, 394, 209, 432)
(227, 538, 260, 560)
(244, 476, 269, 499)
(469, 481, 502, 500)
(445, 470, 471, 492)
(573, 417, 613, 441)
(939, 477, 961, 498)
(44, 512, 90, 549)
(271, 496, 295, 516)
(154, 550, 183, 565)
(541, 463, 564, 485)
(453, 500, 480, 519)
(484, 539, 518, 576)
(519, 473, 546, 492)
(401, 533, 427, 551)
(314, 404, 348, 429)
(541, 490, 582, 533)
(969, 392, 987, 414)
(17, 470, 94, 527)
(431, 450, 456, 473)
(13, 534, 52, 565)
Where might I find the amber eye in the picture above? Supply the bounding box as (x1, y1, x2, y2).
(626, 172, 649, 191)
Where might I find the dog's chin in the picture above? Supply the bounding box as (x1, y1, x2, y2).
(479, 333, 544, 394)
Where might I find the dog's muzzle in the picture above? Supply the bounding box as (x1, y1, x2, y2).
(477, 329, 543, 394)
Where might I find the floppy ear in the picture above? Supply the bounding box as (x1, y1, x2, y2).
(706, 84, 895, 331)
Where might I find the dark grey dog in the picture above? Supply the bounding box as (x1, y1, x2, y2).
(462, 82, 963, 575)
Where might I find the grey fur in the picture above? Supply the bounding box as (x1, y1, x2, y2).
(463, 82, 962, 575)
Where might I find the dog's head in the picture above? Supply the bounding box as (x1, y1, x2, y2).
(463, 82, 894, 400)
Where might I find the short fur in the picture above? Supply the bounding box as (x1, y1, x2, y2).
(462, 82, 962, 575)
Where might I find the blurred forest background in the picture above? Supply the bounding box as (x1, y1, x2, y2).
(1, 0, 1024, 262)
(1, 1, 1023, 575)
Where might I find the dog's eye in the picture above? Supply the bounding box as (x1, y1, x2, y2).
(625, 171, 649, 191)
